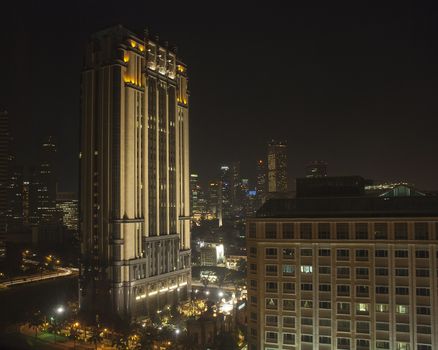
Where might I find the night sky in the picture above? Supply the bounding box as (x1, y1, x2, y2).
(1, 2, 438, 191)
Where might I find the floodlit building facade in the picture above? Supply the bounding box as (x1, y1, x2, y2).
(247, 193, 438, 350)
(79, 25, 191, 320)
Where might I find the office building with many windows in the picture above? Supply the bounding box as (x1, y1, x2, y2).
(247, 190, 438, 350)
(79, 25, 191, 321)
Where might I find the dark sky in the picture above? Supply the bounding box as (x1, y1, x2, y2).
(1, 2, 438, 191)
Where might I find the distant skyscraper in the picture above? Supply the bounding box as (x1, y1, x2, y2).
(6, 165, 24, 231)
(0, 108, 9, 233)
(79, 26, 191, 320)
(190, 173, 205, 223)
(306, 160, 328, 178)
(256, 159, 267, 207)
(207, 180, 220, 220)
(267, 140, 288, 193)
(219, 165, 233, 225)
(56, 192, 78, 232)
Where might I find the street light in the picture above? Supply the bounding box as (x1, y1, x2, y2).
(56, 306, 64, 314)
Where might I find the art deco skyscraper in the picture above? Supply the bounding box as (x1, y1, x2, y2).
(267, 140, 288, 193)
(79, 26, 191, 320)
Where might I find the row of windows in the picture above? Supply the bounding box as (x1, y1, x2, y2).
(259, 247, 434, 259)
(263, 332, 431, 348)
(249, 222, 437, 240)
(262, 264, 434, 278)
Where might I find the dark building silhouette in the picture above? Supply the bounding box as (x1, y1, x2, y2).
(305, 160, 328, 178)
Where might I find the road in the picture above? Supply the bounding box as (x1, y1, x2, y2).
(0, 268, 77, 288)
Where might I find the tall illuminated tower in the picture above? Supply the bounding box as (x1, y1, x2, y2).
(267, 140, 288, 193)
(79, 25, 191, 320)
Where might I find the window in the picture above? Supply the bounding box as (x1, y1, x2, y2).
(395, 250, 408, 258)
(356, 267, 369, 279)
(320, 336, 331, 344)
(356, 285, 369, 297)
(319, 266, 331, 274)
(283, 316, 295, 328)
(375, 267, 389, 276)
(376, 303, 389, 312)
(265, 248, 277, 258)
(300, 223, 312, 239)
(250, 327, 257, 336)
(266, 315, 278, 326)
(266, 282, 278, 292)
(249, 247, 257, 257)
(337, 338, 350, 348)
(356, 321, 370, 334)
(336, 223, 349, 239)
(416, 268, 429, 277)
(357, 339, 370, 349)
(337, 320, 350, 332)
(282, 248, 295, 259)
(250, 280, 257, 288)
(319, 301, 331, 309)
(250, 264, 257, 272)
(319, 248, 331, 256)
(282, 223, 294, 239)
(301, 300, 313, 308)
(416, 288, 430, 296)
(396, 324, 409, 332)
(301, 248, 312, 256)
(416, 306, 430, 315)
(301, 283, 313, 291)
(248, 223, 256, 238)
(265, 331, 278, 343)
(265, 265, 277, 276)
(283, 299, 295, 311)
(376, 341, 390, 349)
(376, 322, 389, 331)
(397, 342, 411, 350)
(283, 333, 295, 345)
(250, 312, 257, 321)
(337, 249, 349, 261)
(355, 223, 368, 239)
(417, 325, 431, 334)
(301, 317, 312, 325)
(396, 268, 409, 276)
(319, 318, 331, 327)
(337, 302, 350, 314)
(265, 223, 277, 239)
(319, 284, 331, 292)
(301, 335, 313, 343)
(337, 285, 350, 297)
(283, 282, 295, 294)
(300, 265, 313, 274)
(250, 296, 257, 304)
(265, 298, 278, 309)
(282, 264, 295, 276)
(415, 223, 428, 240)
(416, 250, 429, 258)
(375, 249, 388, 257)
(336, 267, 350, 278)
(376, 304, 389, 312)
(396, 287, 409, 295)
(318, 223, 330, 239)
(394, 223, 408, 240)
(356, 303, 369, 315)
(374, 223, 388, 239)
(417, 346, 432, 350)
(356, 249, 369, 261)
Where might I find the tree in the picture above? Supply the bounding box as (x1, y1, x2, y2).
(68, 326, 80, 350)
(28, 310, 43, 338)
(89, 325, 102, 350)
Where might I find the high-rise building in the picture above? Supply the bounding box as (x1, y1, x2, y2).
(6, 165, 24, 231)
(256, 159, 267, 208)
(38, 136, 57, 223)
(247, 182, 438, 350)
(79, 25, 191, 320)
(207, 180, 220, 220)
(0, 108, 9, 233)
(190, 173, 205, 223)
(219, 165, 232, 225)
(56, 192, 78, 232)
(305, 160, 328, 178)
(267, 140, 287, 193)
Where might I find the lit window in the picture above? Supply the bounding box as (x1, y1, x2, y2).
(300, 265, 312, 274)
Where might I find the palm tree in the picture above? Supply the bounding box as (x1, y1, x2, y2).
(28, 310, 43, 338)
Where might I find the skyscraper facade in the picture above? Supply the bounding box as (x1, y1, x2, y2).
(267, 140, 288, 193)
(79, 26, 191, 320)
(256, 159, 267, 208)
(247, 191, 438, 350)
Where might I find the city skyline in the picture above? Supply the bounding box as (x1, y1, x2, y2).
(1, 2, 438, 191)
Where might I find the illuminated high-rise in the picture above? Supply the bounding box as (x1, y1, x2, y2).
(79, 25, 191, 320)
(268, 140, 288, 193)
